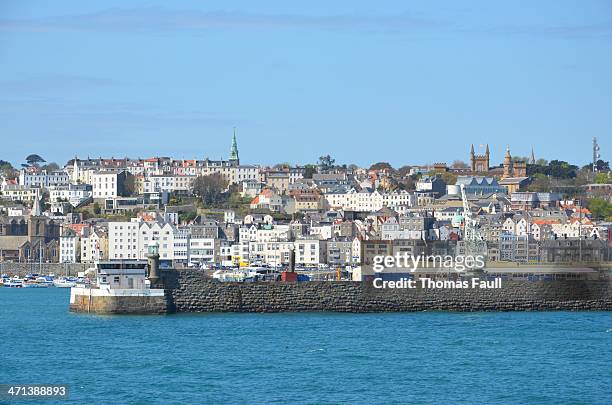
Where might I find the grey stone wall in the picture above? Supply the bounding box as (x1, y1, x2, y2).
(0, 262, 90, 277)
(162, 270, 612, 313)
(70, 293, 168, 315)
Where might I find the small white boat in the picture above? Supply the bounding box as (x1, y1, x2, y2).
(35, 276, 55, 286)
(24, 282, 49, 288)
(53, 278, 77, 288)
(4, 278, 24, 288)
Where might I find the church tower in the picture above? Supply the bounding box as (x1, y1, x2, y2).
(229, 129, 239, 163)
(470, 144, 490, 173)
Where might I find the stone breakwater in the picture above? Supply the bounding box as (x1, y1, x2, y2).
(162, 270, 612, 313)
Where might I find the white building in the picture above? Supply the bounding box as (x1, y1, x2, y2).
(324, 189, 412, 212)
(48, 184, 93, 206)
(0, 184, 41, 202)
(59, 229, 79, 263)
(294, 239, 326, 266)
(108, 220, 183, 261)
(19, 169, 70, 188)
(80, 230, 106, 263)
(92, 171, 130, 199)
(188, 236, 216, 266)
(143, 175, 195, 195)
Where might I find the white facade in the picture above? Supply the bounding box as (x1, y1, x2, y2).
(80, 231, 105, 263)
(324, 189, 412, 212)
(19, 169, 70, 188)
(60, 233, 78, 263)
(48, 184, 93, 206)
(108, 220, 182, 261)
(0, 184, 41, 202)
(294, 239, 326, 266)
(189, 237, 216, 265)
(92, 172, 120, 199)
(143, 175, 195, 194)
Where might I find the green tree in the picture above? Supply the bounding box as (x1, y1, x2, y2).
(369, 162, 395, 172)
(0, 160, 15, 178)
(41, 162, 60, 172)
(588, 198, 612, 221)
(303, 164, 317, 179)
(594, 173, 610, 184)
(318, 155, 335, 168)
(93, 202, 101, 215)
(179, 211, 197, 223)
(25, 154, 46, 167)
(527, 173, 552, 192)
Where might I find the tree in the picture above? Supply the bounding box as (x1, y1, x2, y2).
(193, 174, 228, 206)
(594, 173, 610, 184)
(303, 164, 317, 179)
(0, 160, 15, 177)
(273, 162, 290, 170)
(588, 198, 612, 221)
(318, 155, 335, 168)
(528, 160, 577, 179)
(429, 170, 457, 185)
(41, 162, 60, 172)
(511, 156, 530, 163)
(451, 160, 469, 169)
(397, 166, 412, 177)
(93, 202, 101, 215)
(527, 173, 552, 192)
(179, 211, 197, 224)
(25, 154, 46, 166)
(369, 162, 394, 172)
(596, 160, 610, 172)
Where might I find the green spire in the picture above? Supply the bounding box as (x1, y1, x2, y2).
(230, 128, 239, 161)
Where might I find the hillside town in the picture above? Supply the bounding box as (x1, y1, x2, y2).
(0, 135, 610, 279)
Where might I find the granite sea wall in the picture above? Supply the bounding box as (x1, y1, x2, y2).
(69, 292, 168, 315)
(161, 270, 612, 313)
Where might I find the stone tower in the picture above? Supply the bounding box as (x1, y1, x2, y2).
(470, 144, 490, 173)
(503, 146, 513, 178)
(229, 129, 239, 162)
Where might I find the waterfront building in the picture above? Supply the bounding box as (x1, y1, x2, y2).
(59, 228, 79, 263)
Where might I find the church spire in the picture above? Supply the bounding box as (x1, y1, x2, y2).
(529, 147, 535, 164)
(31, 196, 42, 216)
(229, 128, 239, 161)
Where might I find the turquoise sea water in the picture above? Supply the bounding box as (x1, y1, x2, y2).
(0, 288, 611, 404)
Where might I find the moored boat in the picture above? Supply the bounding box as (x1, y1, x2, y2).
(4, 278, 24, 288)
(54, 277, 77, 288)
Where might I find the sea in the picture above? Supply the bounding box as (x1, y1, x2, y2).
(0, 288, 610, 404)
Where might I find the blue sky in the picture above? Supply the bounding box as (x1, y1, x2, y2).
(0, 0, 610, 168)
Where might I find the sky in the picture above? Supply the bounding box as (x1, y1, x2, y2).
(0, 0, 610, 168)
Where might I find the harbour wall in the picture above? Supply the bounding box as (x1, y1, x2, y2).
(1, 262, 89, 277)
(69, 287, 168, 315)
(162, 270, 612, 313)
